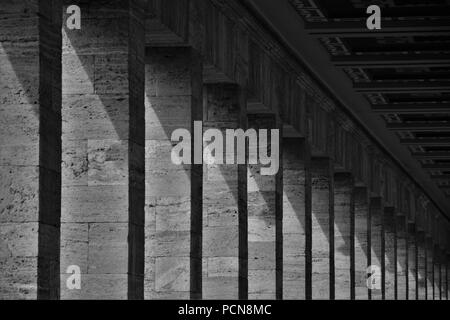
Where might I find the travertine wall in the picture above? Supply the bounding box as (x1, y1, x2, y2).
(417, 232, 427, 299)
(1, 0, 450, 300)
(282, 138, 310, 299)
(144, 47, 202, 299)
(310, 157, 333, 299)
(247, 114, 278, 300)
(60, 0, 145, 299)
(396, 215, 408, 299)
(354, 187, 369, 299)
(202, 84, 246, 299)
(369, 197, 383, 300)
(334, 172, 353, 299)
(0, 0, 61, 299)
(384, 207, 396, 299)
(407, 223, 418, 300)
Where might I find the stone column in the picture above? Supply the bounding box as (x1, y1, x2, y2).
(0, 0, 61, 299)
(311, 157, 333, 299)
(434, 246, 441, 300)
(369, 197, 383, 300)
(203, 84, 247, 299)
(333, 172, 354, 299)
(384, 207, 396, 299)
(426, 238, 434, 299)
(354, 187, 369, 300)
(282, 137, 310, 299)
(144, 47, 202, 299)
(447, 254, 450, 300)
(407, 223, 417, 300)
(442, 250, 447, 300)
(61, 0, 145, 299)
(417, 232, 427, 300)
(396, 215, 408, 300)
(247, 114, 279, 299)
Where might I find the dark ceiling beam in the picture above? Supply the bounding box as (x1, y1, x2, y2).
(387, 123, 450, 131)
(332, 54, 450, 68)
(400, 138, 450, 146)
(370, 73, 450, 81)
(352, 43, 450, 54)
(372, 104, 450, 114)
(430, 175, 450, 180)
(312, 6, 450, 19)
(423, 164, 450, 169)
(354, 81, 450, 93)
(411, 152, 450, 159)
(438, 185, 450, 189)
(305, 20, 450, 38)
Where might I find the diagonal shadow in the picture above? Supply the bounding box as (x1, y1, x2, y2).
(0, 0, 62, 299)
(60, 0, 146, 299)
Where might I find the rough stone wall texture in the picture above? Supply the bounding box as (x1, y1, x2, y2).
(146, 0, 189, 46)
(144, 47, 202, 299)
(440, 251, 446, 299)
(333, 172, 353, 299)
(202, 84, 246, 299)
(369, 197, 383, 300)
(1, 0, 450, 301)
(310, 157, 333, 299)
(441, 251, 447, 299)
(0, 0, 61, 300)
(417, 234, 427, 300)
(396, 215, 408, 300)
(407, 224, 417, 300)
(60, 0, 145, 299)
(247, 114, 278, 299)
(282, 138, 310, 299)
(384, 208, 396, 299)
(447, 256, 450, 300)
(354, 187, 369, 300)
(434, 247, 441, 300)
(426, 239, 434, 300)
